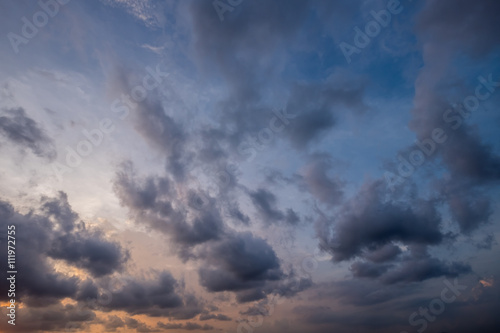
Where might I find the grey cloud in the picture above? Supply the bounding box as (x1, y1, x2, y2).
(113, 162, 225, 258)
(199, 313, 232, 321)
(0, 193, 127, 305)
(188, 0, 368, 155)
(299, 153, 344, 206)
(363, 243, 402, 263)
(113, 162, 309, 302)
(104, 315, 125, 332)
(317, 180, 443, 262)
(103, 272, 184, 314)
(0, 303, 95, 333)
(379, 245, 471, 284)
(198, 232, 282, 294)
(249, 188, 300, 225)
(350, 261, 393, 279)
(417, 0, 500, 57)
(403, 0, 500, 237)
(124, 317, 159, 332)
(132, 98, 189, 181)
(157, 321, 214, 331)
(283, 79, 367, 149)
(0, 107, 56, 160)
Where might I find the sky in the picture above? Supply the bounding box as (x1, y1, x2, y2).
(0, 0, 499, 332)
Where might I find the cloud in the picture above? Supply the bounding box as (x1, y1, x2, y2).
(0, 193, 127, 305)
(131, 98, 189, 181)
(198, 231, 282, 301)
(102, 271, 183, 314)
(249, 188, 300, 225)
(399, 0, 500, 236)
(124, 317, 159, 332)
(157, 321, 214, 331)
(416, 0, 500, 57)
(379, 247, 471, 284)
(188, 0, 367, 156)
(0, 303, 95, 333)
(298, 153, 344, 206)
(317, 180, 443, 262)
(113, 161, 309, 303)
(103, 315, 125, 332)
(113, 161, 225, 259)
(0, 107, 56, 160)
(282, 78, 367, 149)
(199, 313, 232, 321)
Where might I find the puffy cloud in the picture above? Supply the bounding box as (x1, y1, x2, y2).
(0, 193, 127, 305)
(317, 180, 443, 262)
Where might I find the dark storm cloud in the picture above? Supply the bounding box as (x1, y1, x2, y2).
(113, 162, 225, 258)
(249, 188, 300, 225)
(41, 193, 128, 278)
(315, 179, 475, 285)
(349, 244, 471, 284)
(198, 231, 282, 295)
(380, 256, 471, 285)
(0, 193, 127, 305)
(0, 107, 56, 160)
(96, 273, 203, 320)
(48, 228, 128, 278)
(317, 180, 443, 262)
(198, 231, 312, 303)
(104, 271, 182, 313)
(363, 243, 402, 263)
(113, 162, 308, 302)
(349, 261, 393, 279)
